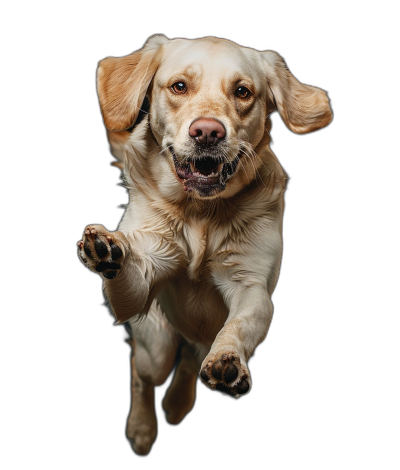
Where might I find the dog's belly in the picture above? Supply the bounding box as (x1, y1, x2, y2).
(156, 274, 228, 347)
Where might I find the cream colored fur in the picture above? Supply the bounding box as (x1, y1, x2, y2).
(78, 35, 332, 455)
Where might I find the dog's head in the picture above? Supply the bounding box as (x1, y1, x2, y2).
(97, 35, 332, 200)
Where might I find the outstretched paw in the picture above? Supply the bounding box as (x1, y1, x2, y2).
(77, 224, 127, 279)
(199, 352, 251, 398)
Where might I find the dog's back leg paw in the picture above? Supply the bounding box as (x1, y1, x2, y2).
(127, 423, 157, 456)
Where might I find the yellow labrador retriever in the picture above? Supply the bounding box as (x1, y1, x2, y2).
(77, 35, 332, 455)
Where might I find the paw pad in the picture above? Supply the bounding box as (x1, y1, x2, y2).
(77, 225, 124, 279)
(200, 352, 251, 397)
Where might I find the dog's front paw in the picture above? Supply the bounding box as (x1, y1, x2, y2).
(77, 224, 127, 279)
(199, 351, 251, 398)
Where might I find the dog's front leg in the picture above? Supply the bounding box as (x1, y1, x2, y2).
(77, 224, 185, 323)
(200, 284, 273, 397)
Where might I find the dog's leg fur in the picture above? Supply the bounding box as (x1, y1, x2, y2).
(126, 339, 157, 456)
(78, 224, 186, 323)
(126, 301, 179, 454)
(200, 286, 273, 396)
(162, 342, 202, 424)
(199, 217, 283, 398)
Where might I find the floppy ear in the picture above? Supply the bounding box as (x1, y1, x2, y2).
(97, 34, 168, 132)
(263, 51, 332, 134)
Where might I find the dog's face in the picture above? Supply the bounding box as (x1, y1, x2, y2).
(149, 38, 270, 199)
(97, 36, 332, 201)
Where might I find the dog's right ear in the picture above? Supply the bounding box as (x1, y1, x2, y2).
(97, 34, 168, 132)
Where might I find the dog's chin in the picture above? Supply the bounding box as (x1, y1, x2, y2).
(170, 147, 242, 199)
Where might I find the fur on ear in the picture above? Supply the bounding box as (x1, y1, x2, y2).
(263, 51, 332, 134)
(97, 34, 168, 132)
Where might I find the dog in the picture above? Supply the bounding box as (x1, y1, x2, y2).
(77, 35, 332, 455)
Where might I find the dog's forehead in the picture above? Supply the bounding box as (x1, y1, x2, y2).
(158, 37, 263, 81)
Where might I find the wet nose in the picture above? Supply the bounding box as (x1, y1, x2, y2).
(189, 118, 226, 147)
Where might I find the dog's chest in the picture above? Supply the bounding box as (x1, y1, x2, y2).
(155, 219, 233, 345)
(177, 217, 231, 282)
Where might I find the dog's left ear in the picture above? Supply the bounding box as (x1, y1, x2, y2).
(263, 51, 332, 134)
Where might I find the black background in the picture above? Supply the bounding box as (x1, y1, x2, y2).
(36, 10, 366, 469)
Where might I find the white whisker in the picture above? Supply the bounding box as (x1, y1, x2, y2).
(235, 137, 272, 178)
(242, 140, 273, 190)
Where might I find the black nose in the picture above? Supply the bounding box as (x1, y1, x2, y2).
(189, 118, 226, 147)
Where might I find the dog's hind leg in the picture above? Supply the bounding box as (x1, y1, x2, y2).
(162, 343, 205, 425)
(126, 341, 157, 456)
(126, 300, 179, 454)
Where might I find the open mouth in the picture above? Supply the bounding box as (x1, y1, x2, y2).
(170, 147, 242, 196)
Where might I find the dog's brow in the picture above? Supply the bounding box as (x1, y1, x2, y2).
(161, 64, 203, 84)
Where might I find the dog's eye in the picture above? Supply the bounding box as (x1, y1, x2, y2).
(171, 82, 187, 94)
(235, 86, 251, 99)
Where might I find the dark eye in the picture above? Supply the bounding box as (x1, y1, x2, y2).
(235, 86, 251, 99)
(171, 82, 187, 94)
